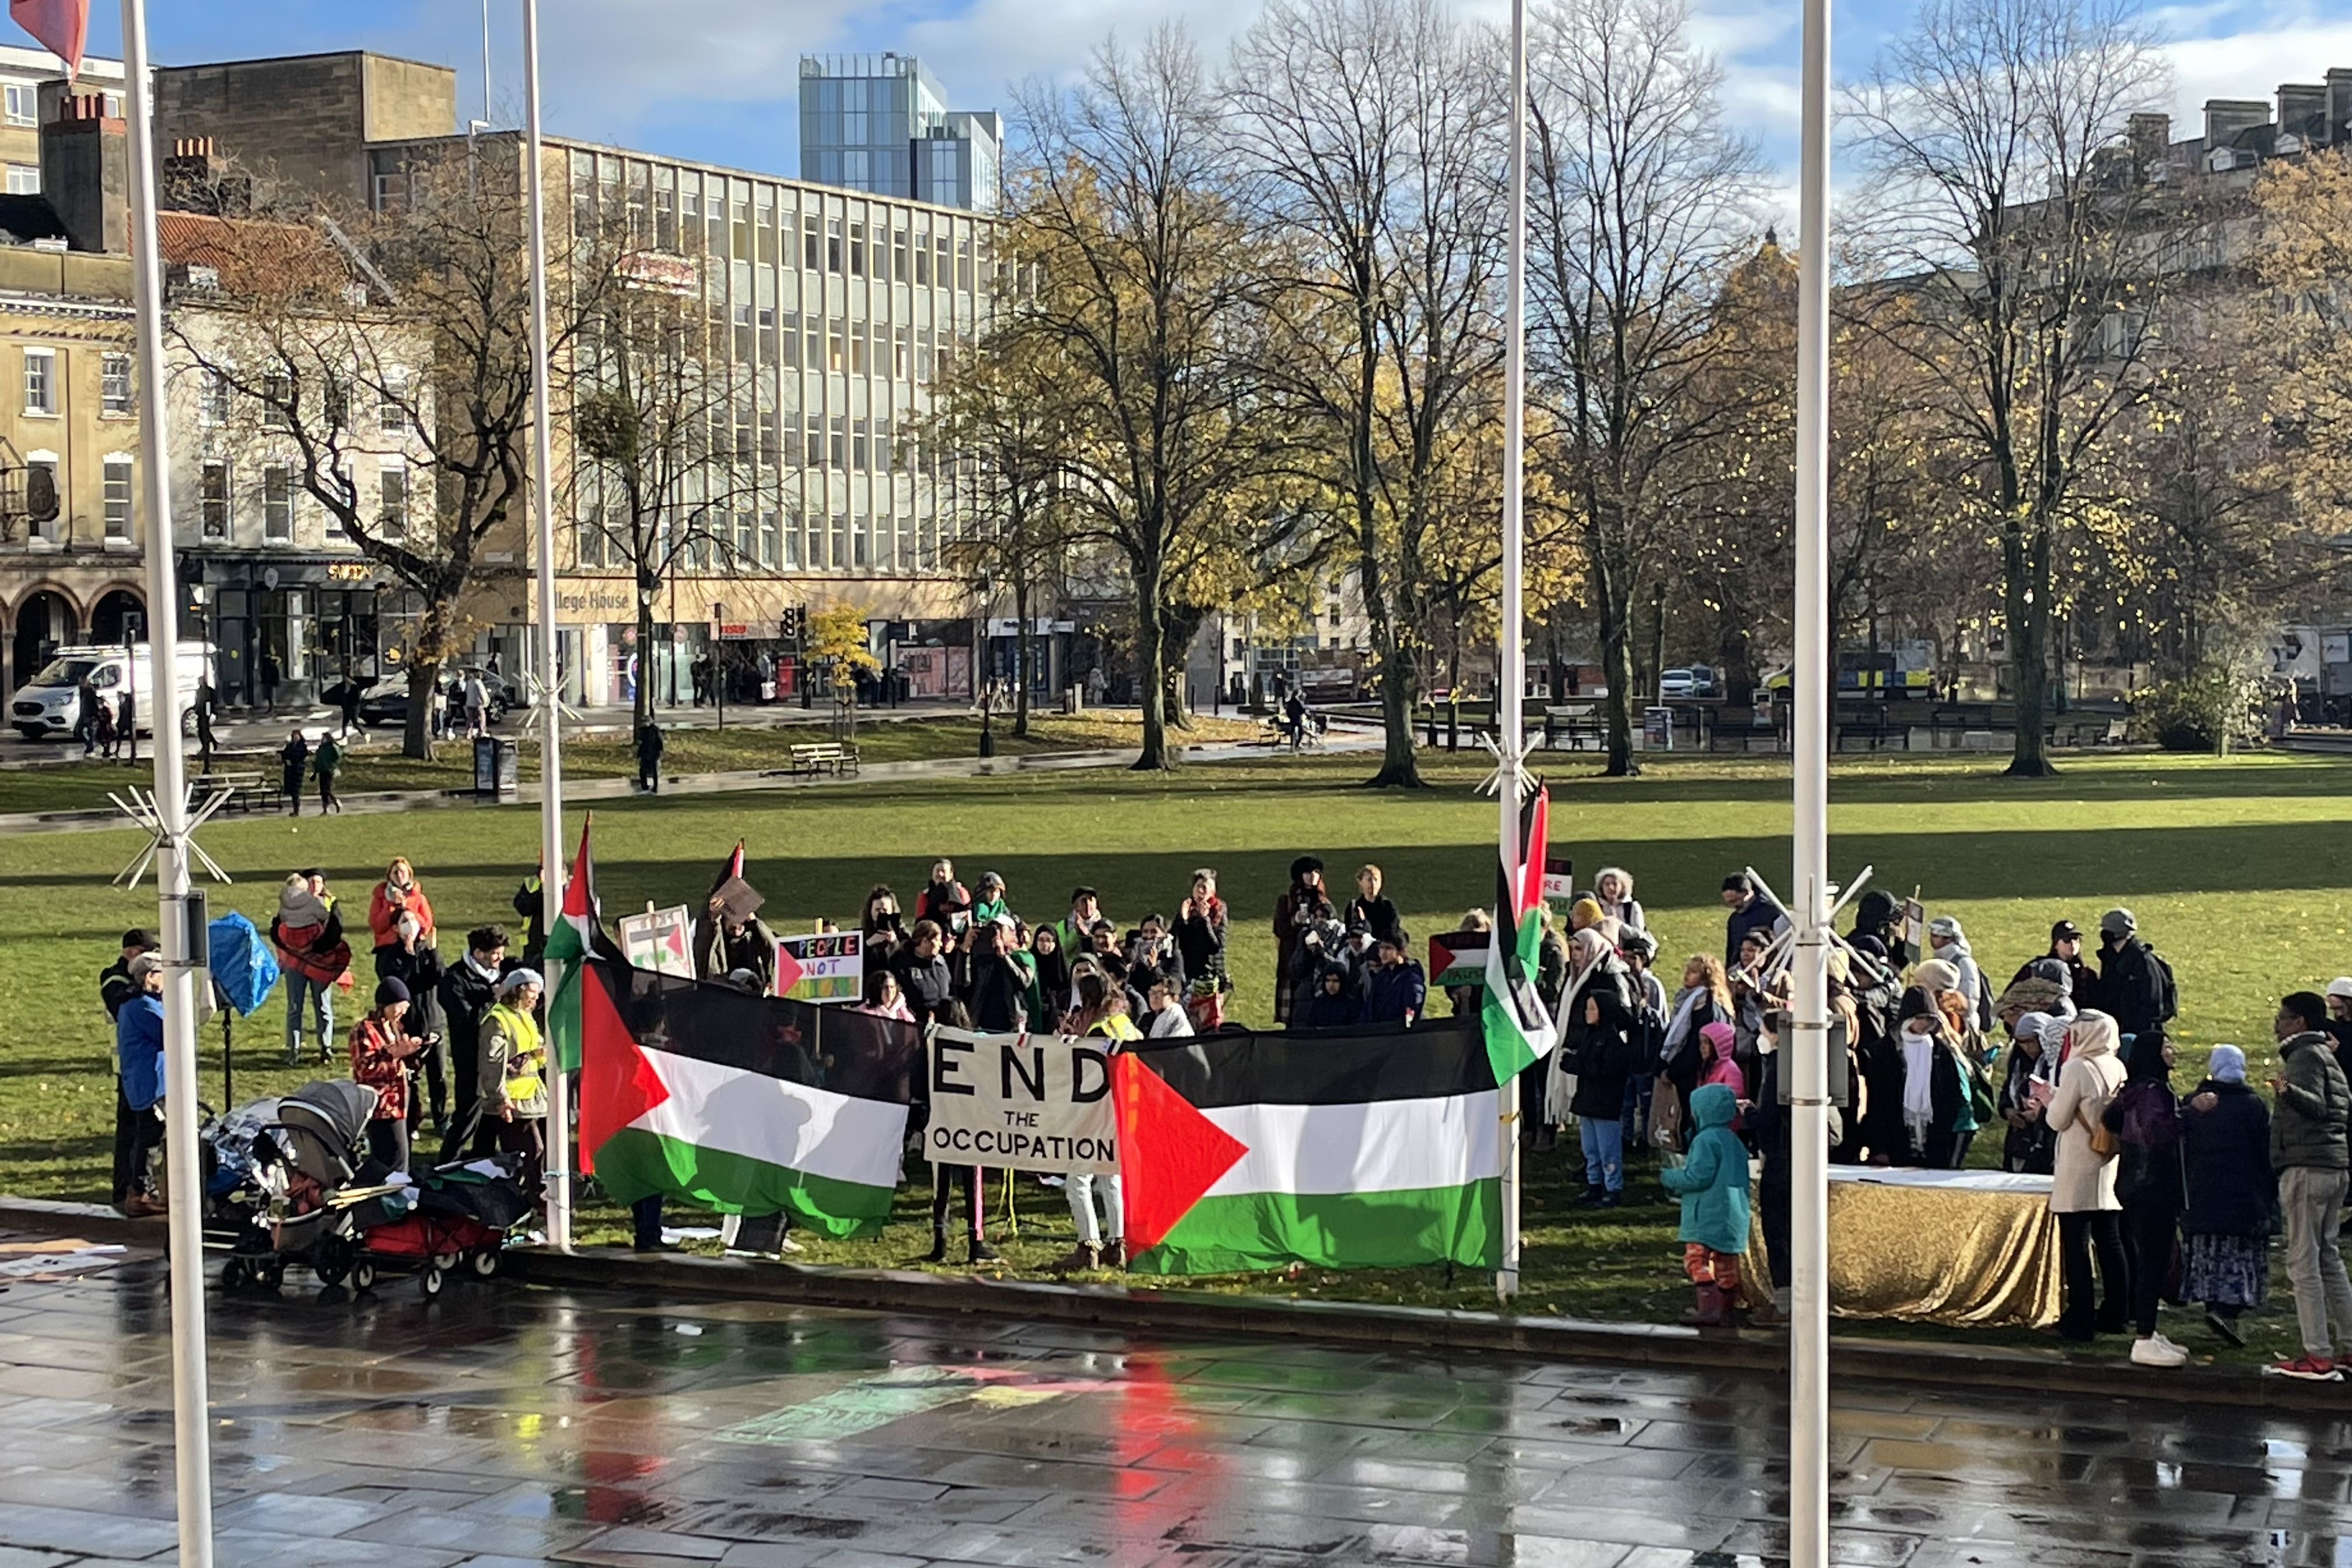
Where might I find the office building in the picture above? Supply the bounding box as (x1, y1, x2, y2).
(799, 54, 1000, 214)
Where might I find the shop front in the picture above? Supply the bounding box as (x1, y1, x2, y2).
(189, 555, 411, 710)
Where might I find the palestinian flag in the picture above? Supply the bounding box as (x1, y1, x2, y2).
(578, 959, 923, 1234)
(708, 841, 745, 898)
(544, 817, 603, 1072)
(1114, 1019, 1503, 1275)
(705, 839, 802, 995)
(1482, 786, 1555, 1082)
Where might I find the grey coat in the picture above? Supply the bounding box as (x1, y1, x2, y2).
(2272, 1031, 2350, 1172)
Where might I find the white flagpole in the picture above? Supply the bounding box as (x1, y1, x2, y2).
(1790, 0, 1835, 1545)
(521, 0, 572, 1252)
(1494, 0, 1530, 1307)
(119, 0, 216, 1559)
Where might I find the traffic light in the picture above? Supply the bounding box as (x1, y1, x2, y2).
(780, 605, 807, 643)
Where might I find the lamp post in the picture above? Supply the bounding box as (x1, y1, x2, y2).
(712, 600, 726, 731)
(975, 576, 995, 757)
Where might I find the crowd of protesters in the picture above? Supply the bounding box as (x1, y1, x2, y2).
(95, 839, 2352, 1379)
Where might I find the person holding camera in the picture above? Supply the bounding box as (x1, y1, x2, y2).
(1272, 857, 1335, 1026)
(351, 978, 428, 1172)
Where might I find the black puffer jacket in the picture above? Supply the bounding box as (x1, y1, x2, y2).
(1561, 963, 1639, 1121)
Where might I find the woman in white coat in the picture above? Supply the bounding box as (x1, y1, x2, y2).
(2045, 1009, 2129, 1342)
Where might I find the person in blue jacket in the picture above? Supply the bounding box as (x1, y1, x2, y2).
(1661, 1082, 1750, 1326)
(114, 953, 168, 1217)
(1362, 931, 1426, 1025)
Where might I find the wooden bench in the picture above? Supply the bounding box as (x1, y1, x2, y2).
(194, 769, 280, 815)
(1541, 705, 1605, 751)
(782, 741, 859, 776)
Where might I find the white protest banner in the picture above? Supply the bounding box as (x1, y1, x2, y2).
(924, 1027, 1118, 1174)
(779, 930, 863, 1003)
(617, 905, 695, 978)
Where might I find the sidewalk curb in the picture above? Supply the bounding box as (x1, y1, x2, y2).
(0, 1194, 2323, 1410)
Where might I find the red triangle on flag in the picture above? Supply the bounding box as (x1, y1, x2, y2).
(1113, 1054, 1247, 1252)
(772, 940, 805, 997)
(577, 963, 670, 1173)
(562, 815, 596, 920)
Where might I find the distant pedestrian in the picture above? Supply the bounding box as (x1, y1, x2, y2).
(636, 719, 665, 794)
(118, 687, 135, 764)
(464, 671, 488, 737)
(74, 674, 99, 754)
(279, 729, 309, 816)
(194, 680, 218, 771)
(2265, 993, 2352, 1382)
(313, 730, 343, 814)
(92, 698, 117, 760)
(336, 675, 363, 737)
(259, 650, 280, 715)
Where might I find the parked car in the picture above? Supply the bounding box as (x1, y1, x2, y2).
(358, 666, 514, 729)
(1658, 667, 1699, 700)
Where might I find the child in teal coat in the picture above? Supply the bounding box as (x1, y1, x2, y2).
(1660, 1082, 1751, 1326)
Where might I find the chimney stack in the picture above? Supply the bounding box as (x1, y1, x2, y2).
(2328, 68, 2352, 146)
(39, 92, 127, 255)
(2203, 98, 2270, 151)
(2127, 111, 2171, 173)
(2278, 83, 2328, 146)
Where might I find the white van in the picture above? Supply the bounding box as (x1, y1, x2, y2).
(9, 642, 214, 740)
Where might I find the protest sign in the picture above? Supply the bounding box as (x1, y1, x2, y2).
(617, 905, 695, 979)
(779, 930, 863, 1003)
(924, 1027, 1118, 1174)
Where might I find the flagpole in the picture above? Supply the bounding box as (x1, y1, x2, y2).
(1494, 0, 1530, 1307)
(120, 0, 217, 1558)
(1790, 0, 1835, 1544)
(522, 0, 572, 1252)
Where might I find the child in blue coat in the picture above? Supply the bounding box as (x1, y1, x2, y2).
(1660, 1082, 1751, 1326)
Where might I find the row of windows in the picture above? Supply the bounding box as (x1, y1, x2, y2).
(574, 510, 950, 574)
(19, 348, 135, 418)
(196, 460, 408, 544)
(200, 368, 410, 435)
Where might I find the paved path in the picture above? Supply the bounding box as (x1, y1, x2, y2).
(0, 1246, 2336, 1567)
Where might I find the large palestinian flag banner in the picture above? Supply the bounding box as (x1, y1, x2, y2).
(578, 958, 923, 1236)
(1114, 1017, 1503, 1275)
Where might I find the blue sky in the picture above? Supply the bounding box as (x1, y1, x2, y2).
(75, 0, 2352, 227)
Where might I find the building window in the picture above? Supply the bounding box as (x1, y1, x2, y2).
(200, 461, 230, 540)
(848, 221, 864, 277)
(103, 456, 133, 541)
(893, 325, 909, 379)
(262, 372, 294, 429)
(5, 163, 37, 194)
(101, 353, 131, 415)
(201, 368, 230, 426)
(263, 465, 293, 542)
(378, 372, 407, 435)
(2, 84, 33, 127)
(803, 215, 820, 271)
(377, 461, 407, 540)
(892, 228, 909, 284)
(826, 218, 842, 274)
(914, 232, 930, 286)
(22, 347, 54, 415)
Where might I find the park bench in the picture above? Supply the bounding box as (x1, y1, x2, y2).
(192, 769, 279, 815)
(1541, 704, 1605, 750)
(781, 741, 859, 776)
(1834, 707, 1894, 751)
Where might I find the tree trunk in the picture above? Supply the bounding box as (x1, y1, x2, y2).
(1012, 573, 1033, 740)
(1591, 543, 1642, 776)
(2004, 522, 2057, 777)
(634, 572, 657, 736)
(1132, 555, 1172, 771)
(1366, 645, 1424, 788)
(402, 656, 440, 762)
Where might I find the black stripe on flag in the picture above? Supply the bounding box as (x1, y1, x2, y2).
(1124, 1017, 1497, 1110)
(589, 959, 922, 1102)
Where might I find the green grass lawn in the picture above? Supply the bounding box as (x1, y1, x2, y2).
(0, 710, 1263, 814)
(4, 746, 2347, 1361)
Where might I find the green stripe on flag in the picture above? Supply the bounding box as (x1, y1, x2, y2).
(1129, 1180, 1500, 1275)
(591, 1125, 896, 1238)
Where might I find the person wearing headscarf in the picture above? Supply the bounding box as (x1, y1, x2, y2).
(1553, 929, 1638, 1208)
(2105, 1030, 2188, 1367)
(475, 968, 548, 1193)
(1272, 856, 1334, 1026)
(2046, 1010, 2129, 1343)
(1026, 923, 1072, 1031)
(2179, 1044, 2275, 1346)
(1998, 1010, 2059, 1175)
(1894, 986, 1966, 1167)
(1925, 916, 1987, 1030)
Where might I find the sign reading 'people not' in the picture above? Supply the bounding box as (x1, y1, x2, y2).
(925, 1028, 1119, 1174)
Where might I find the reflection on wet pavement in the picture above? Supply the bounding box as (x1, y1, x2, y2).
(0, 1254, 2343, 1566)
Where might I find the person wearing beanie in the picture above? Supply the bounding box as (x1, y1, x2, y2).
(111, 951, 169, 1216)
(2097, 908, 2177, 1052)
(2046, 1010, 2129, 1342)
(350, 976, 425, 1172)
(99, 927, 159, 1023)
(1272, 857, 1333, 1027)
(2266, 992, 2352, 1381)
(2180, 1043, 2274, 1346)
(1997, 1010, 2058, 1175)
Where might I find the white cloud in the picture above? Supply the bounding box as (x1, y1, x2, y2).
(2151, 7, 2352, 134)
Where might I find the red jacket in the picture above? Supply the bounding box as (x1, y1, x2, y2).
(369, 880, 436, 949)
(349, 1016, 411, 1121)
(274, 918, 351, 987)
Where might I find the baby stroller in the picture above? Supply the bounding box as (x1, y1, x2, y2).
(201, 1080, 387, 1293)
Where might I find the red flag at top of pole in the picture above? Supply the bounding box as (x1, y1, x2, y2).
(10, 0, 87, 76)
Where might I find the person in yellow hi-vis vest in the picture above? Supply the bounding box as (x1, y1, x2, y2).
(476, 968, 547, 1196)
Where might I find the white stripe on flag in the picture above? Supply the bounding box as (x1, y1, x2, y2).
(1198, 1091, 1502, 1200)
(635, 1047, 907, 1189)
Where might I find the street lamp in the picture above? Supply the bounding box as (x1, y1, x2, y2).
(712, 600, 725, 732)
(974, 575, 996, 758)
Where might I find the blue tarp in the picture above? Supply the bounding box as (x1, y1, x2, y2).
(208, 910, 279, 1017)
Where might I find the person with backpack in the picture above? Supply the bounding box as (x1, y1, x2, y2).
(2096, 908, 2176, 1052)
(2046, 1010, 2129, 1343)
(2104, 1032, 2189, 1367)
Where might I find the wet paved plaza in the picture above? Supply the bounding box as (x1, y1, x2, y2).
(0, 1255, 2346, 1566)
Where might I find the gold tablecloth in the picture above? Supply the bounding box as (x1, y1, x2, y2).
(1748, 1168, 2062, 1329)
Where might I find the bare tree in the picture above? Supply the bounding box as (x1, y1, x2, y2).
(1227, 0, 1506, 787)
(1848, 0, 2171, 774)
(1009, 27, 1290, 770)
(174, 138, 614, 758)
(1526, 0, 1770, 774)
